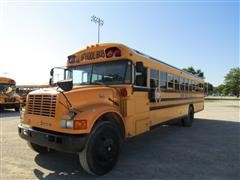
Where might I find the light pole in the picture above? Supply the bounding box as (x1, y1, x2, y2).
(91, 15, 104, 43)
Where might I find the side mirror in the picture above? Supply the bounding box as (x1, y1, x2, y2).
(135, 75, 143, 86)
(49, 78, 53, 86)
(57, 79, 73, 92)
(50, 68, 54, 77)
(136, 62, 144, 73)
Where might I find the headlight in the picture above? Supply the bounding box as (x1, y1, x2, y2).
(60, 111, 87, 130)
(60, 112, 74, 129)
(20, 107, 25, 120)
(66, 120, 73, 128)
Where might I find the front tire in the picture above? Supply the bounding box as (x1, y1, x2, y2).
(79, 121, 120, 176)
(27, 142, 49, 153)
(182, 105, 194, 127)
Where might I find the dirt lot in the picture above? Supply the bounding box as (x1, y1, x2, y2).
(0, 101, 239, 180)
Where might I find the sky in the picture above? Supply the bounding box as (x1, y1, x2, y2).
(0, 1, 239, 86)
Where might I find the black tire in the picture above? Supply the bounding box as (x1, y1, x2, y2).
(27, 142, 49, 153)
(182, 105, 194, 127)
(79, 121, 120, 176)
(15, 107, 20, 112)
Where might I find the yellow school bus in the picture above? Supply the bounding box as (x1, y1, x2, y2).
(0, 77, 21, 111)
(18, 43, 204, 175)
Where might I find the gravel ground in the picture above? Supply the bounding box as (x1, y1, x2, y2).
(0, 100, 239, 180)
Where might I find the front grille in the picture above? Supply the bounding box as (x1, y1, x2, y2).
(27, 95, 57, 117)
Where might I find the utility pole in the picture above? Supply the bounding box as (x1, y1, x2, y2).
(91, 15, 104, 43)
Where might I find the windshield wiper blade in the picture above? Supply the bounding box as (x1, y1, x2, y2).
(92, 81, 108, 86)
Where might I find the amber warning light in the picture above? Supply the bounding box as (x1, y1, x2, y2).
(74, 119, 87, 130)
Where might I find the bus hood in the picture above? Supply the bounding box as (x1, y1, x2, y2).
(27, 86, 120, 112)
(28, 87, 60, 96)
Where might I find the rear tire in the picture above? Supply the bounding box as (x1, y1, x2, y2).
(79, 121, 120, 176)
(182, 106, 194, 127)
(27, 142, 49, 153)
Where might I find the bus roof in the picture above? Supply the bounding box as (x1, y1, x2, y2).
(0, 77, 16, 84)
(131, 49, 204, 81)
(69, 43, 204, 81)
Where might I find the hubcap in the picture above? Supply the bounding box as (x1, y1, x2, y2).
(93, 132, 118, 164)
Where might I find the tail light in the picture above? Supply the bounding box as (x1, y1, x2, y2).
(105, 47, 121, 58)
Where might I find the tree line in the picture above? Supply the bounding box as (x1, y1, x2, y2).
(183, 67, 240, 97)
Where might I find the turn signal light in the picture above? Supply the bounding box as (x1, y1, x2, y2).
(74, 119, 87, 130)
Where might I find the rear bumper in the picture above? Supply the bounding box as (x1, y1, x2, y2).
(18, 124, 87, 153)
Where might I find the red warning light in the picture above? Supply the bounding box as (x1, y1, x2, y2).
(106, 50, 113, 58)
(105, 47, 121, 58)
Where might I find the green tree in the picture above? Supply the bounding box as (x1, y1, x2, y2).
(213, 84, 226, 95)
(204, 82, 214, 95)
(224, 67, 240, 97)
(182, 66, 205, 79)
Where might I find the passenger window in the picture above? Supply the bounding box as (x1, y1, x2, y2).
(185, 79, 189, 91)
(195, 82, 199, 92)
(160, 72, 167, 90)
(150, 69, 159, 88)
(167, 74, 174, 89)
(180, 77, 185, 91)
(189, 80, 193, 91)
(192, 81, 196, 91)
(174, 76, 180, 91)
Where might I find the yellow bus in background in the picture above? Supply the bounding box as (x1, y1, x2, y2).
(0, 77, 21, 111)
(16, 85, 50, 106)
(18, 43, 204, 175)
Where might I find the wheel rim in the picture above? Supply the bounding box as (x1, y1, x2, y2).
(92, 131, 118, 166)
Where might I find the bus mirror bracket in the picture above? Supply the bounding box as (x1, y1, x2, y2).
(136, 62, 144, 74)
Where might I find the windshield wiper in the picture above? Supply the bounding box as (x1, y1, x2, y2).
(92, 81, 109, 86)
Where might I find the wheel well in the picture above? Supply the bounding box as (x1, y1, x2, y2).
(93, 112, 125, 139)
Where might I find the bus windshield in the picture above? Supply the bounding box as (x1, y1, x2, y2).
(68, 60, 131, 85)
(0, 84, 16, 93)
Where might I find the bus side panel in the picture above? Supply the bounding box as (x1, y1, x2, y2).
(193, 101, 204, 113)
(150, 105, 188, 126)
(124, 91, 150, 137)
